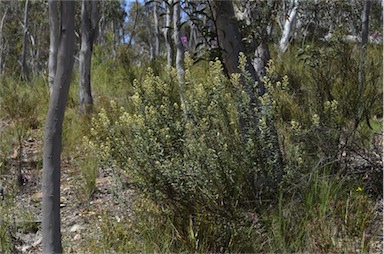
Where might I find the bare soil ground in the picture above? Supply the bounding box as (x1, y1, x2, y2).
(0, 123, 132, 253)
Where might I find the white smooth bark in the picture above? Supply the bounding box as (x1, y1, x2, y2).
(164, 0, 174, 66)
(21, 0, 30, 80)
(145, 2, 155, 60)
(361, 0, 371, 49)
(174, 1, 184, 82)
(233, 0, 273, 81)
(147, 24, 154, 60)
(253, 42, 271, 80)
(48, 0, 59, 96)
(0, 7, 8, 75)
(358, 0, 371, 100)
(279, 0, 298, 54)
(173, 0, 186, 115)
(42, 1, 75, 252)
(98, 0, 105, 45)
(188, 23, 197, 52)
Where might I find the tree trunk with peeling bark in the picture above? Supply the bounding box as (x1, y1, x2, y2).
(79, 0, 99, 114)
(42, 2, 75, 252)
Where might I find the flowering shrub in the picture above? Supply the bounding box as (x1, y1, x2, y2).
(85, 54, 292, 251)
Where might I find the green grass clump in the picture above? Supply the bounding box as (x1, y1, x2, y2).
(0, 77, 48, 129)
(0, 202, 15, 253)
(267, 169, 379, 253)
(78, 149, 98, 199)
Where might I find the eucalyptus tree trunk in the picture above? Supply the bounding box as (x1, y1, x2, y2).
(98, 0, 105, 45)
(253, 41, 270, 80)
(48, 0, 59, 96)
(42, 1, 75, 253)
(213, 0, 260, 87)
(358, 0, 371, 96)
(173, 0, 186, 115)
(213, 0, 283, 192)
(153, 1, 161, 58)
(128, 0, 139, 48)
(164, 0, 174, 66)
(111, 22, 116, 60)
(79, 0, 99, 114)
(173, 0, 184, 82)
(361, 0, 371, 53)
(278, 0, 299, 54)
(357, 0, 371, 124)
(145, 1, 155, 60)
(21, 0, 30, 81)
(29, 24, 37, 77)
(0, 7, 8, 75)
(213, 0, 261, 137)
(147, 20, 155, 60)
(188, 23, 198, 52)
(233, 0, 273, 80)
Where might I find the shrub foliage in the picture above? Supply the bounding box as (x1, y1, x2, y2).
(86, 43, 382, 251)
(86, 55, 289, 251)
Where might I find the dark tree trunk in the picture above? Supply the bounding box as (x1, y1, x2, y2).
(79, 0, 99, 114)
(213, 0, 261, 103)
(213, 0, 283, 193)
(128, 0, 139, 48)
(42, 1, 75, 252)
